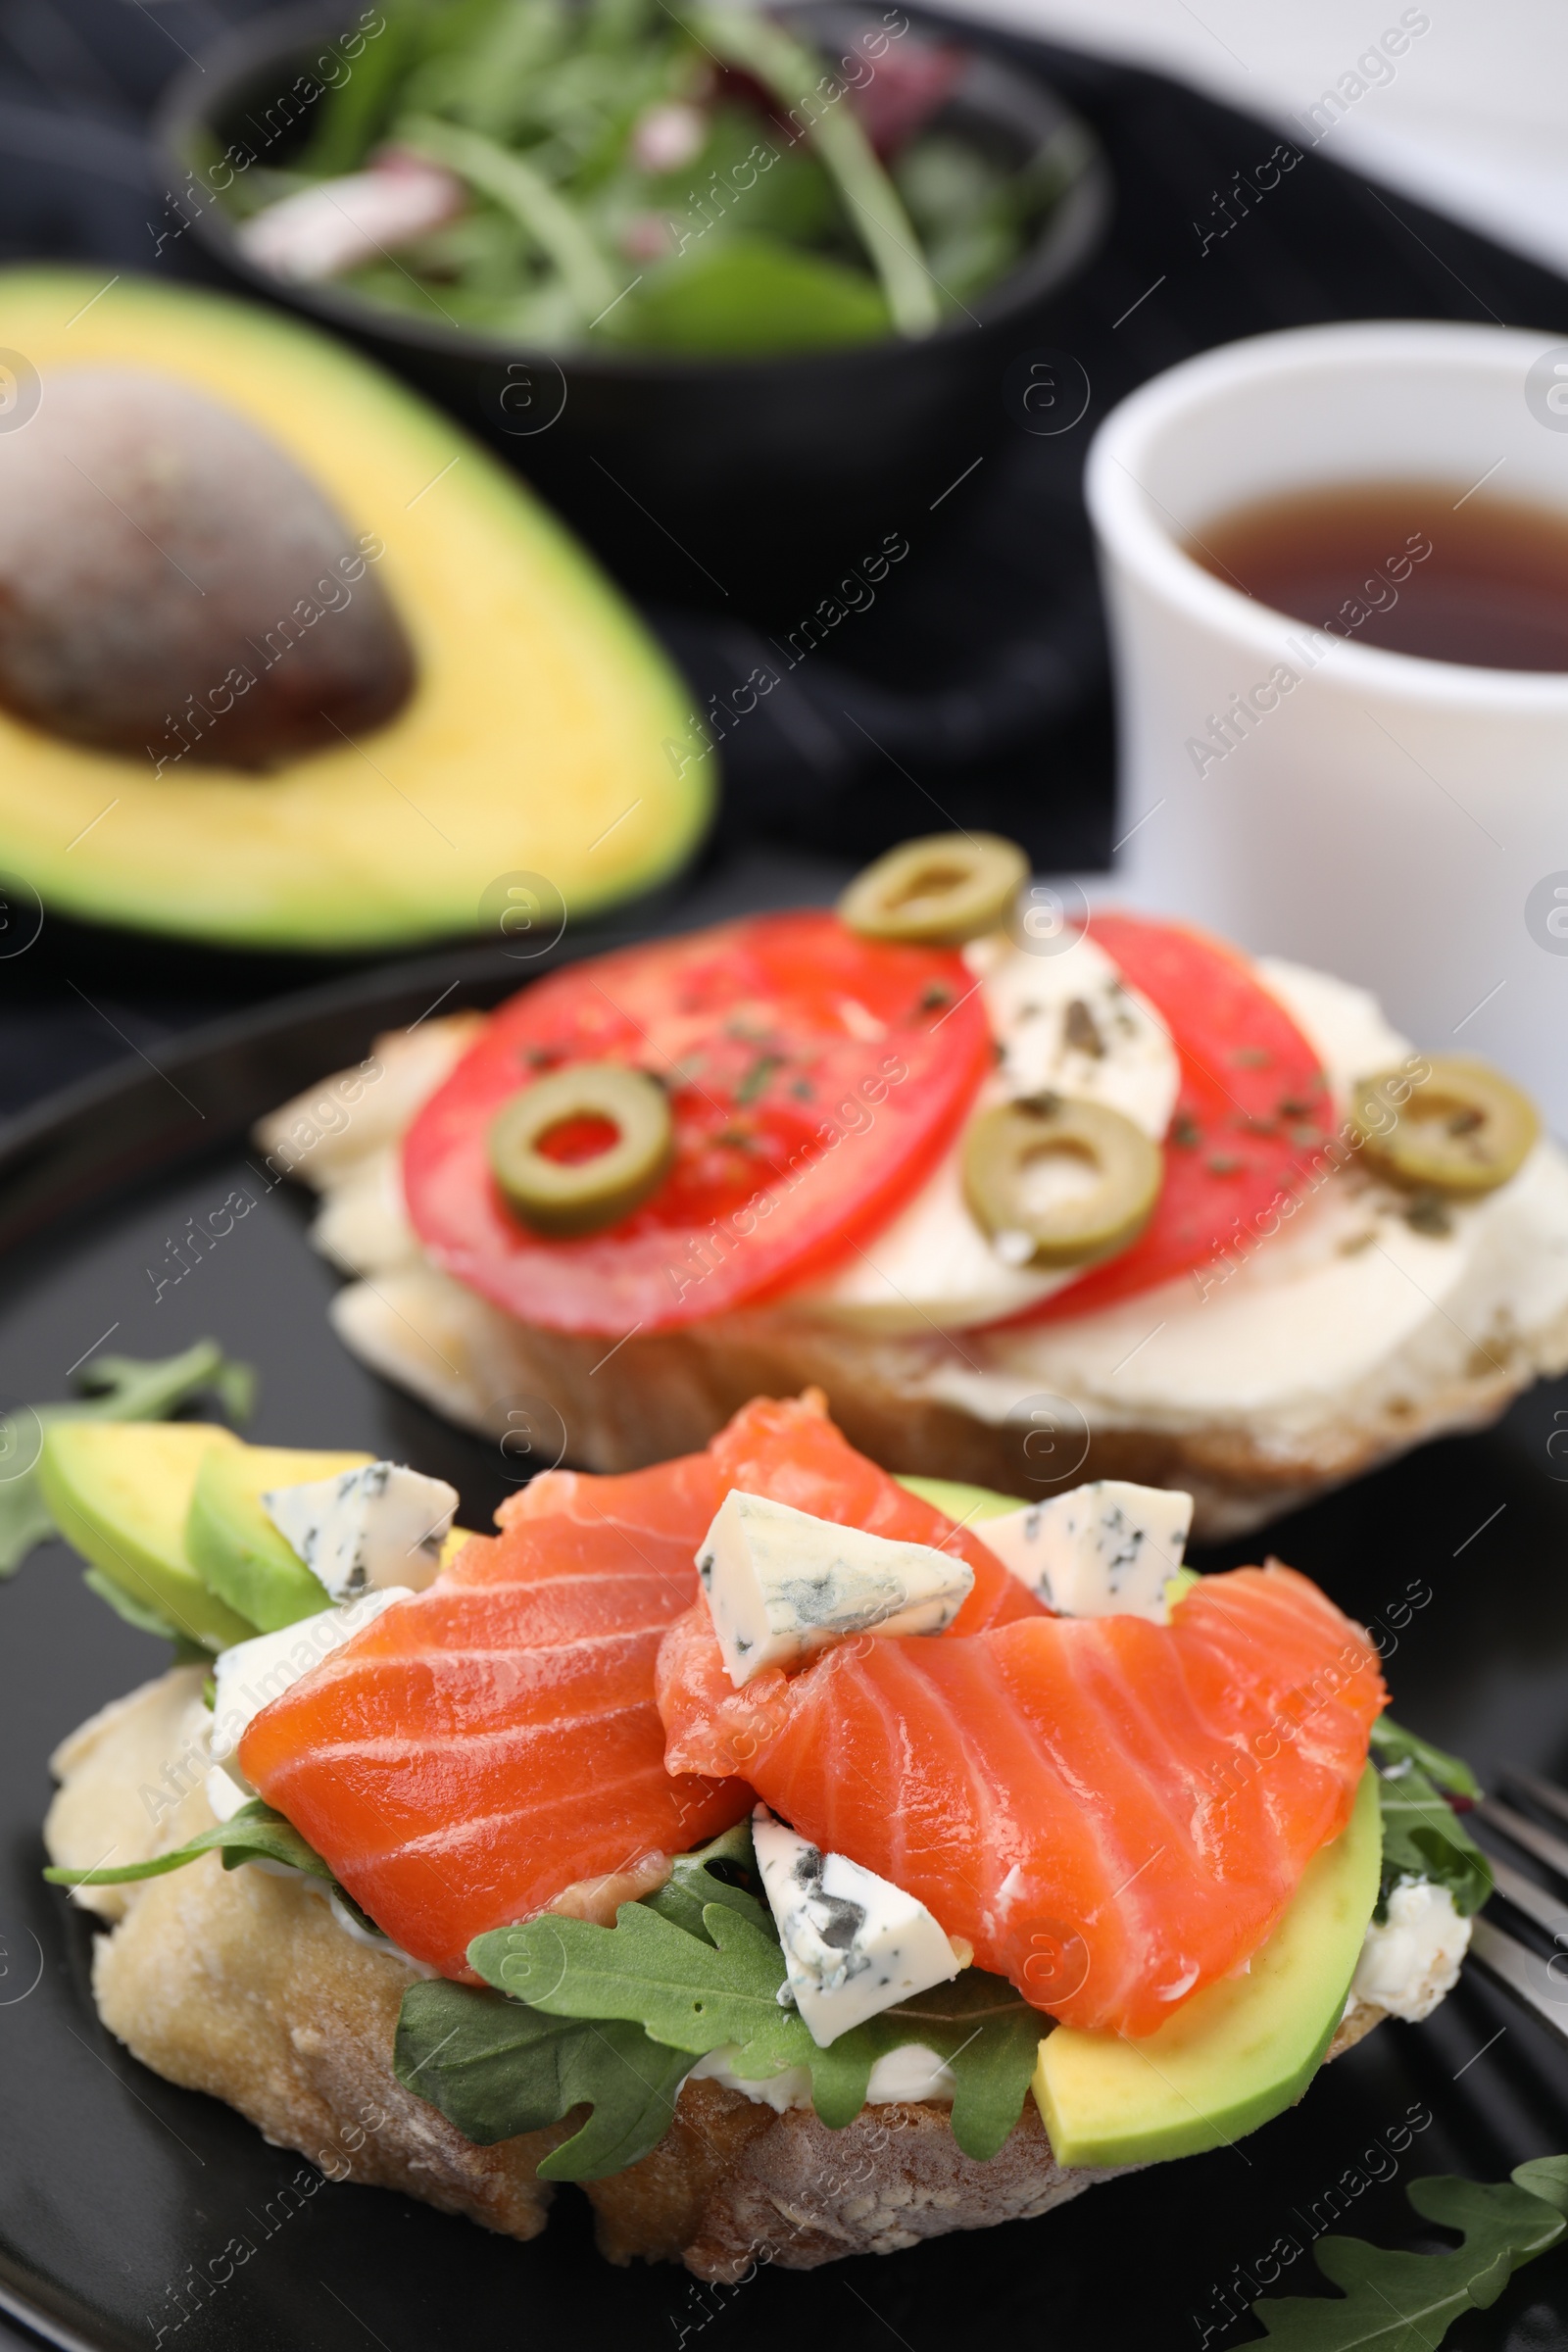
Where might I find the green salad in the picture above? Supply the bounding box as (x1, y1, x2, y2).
(210, 0, 1090, 356)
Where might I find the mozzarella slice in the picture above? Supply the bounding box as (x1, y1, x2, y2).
(697, 1491, 972, 1689)
(793, 931, 1180, 1334)
(210, 1587, 414, 1786)
(1254, 958, 1412, 1106)
(264, 1460, 457, 1599)
(911, 967, 1523, 1432)
(752, 1806, 966, 2046)
(979, 1481, 1193, 1622)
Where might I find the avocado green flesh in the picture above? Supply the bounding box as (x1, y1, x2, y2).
(1033, 1767, 1383, 2168)
(38, 1421, 255, 1651)
(895, 1474, 1022, 1521)
(186, 1445, 371, 1631)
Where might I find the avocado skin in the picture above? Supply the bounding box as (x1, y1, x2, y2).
(1034, 1768, 1383, 2169)
(186, 1445, 372, 1632)
(38, 1421, 256, 1652)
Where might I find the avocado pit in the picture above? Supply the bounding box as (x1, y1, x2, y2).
(0, 367, 415, 768)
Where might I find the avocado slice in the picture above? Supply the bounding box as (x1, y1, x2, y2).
(895, 1474, 1021, 1521)
(38, 1421, 255, 1652)
(1033, 1766, 1382, 2168)
(0, 270, 708, 952)
(186, 1445, 373, 1632)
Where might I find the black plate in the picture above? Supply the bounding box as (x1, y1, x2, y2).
(5, 933, 1568, 2352)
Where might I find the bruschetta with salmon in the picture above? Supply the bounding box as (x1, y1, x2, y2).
(41, 1394, 1487, 2276)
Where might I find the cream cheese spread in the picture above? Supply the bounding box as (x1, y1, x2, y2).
(687, 2041, 959, 2110)
(1351, 1881, 1471, 2023)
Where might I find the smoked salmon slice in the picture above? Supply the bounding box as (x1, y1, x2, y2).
(238, 1393, 1037, 1977)
(514, 1391, 1044, 1638)
(238, 1508, 751, 1978)
(657, 1563, 1384, 2039)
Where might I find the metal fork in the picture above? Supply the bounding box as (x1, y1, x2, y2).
(1463, 1767, 1568, 2040)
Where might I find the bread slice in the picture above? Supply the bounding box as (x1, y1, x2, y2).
(46, 1670, 566, 2239)
(45, 1670, 1386, 2278)
(327, 1266, 1568, 1541)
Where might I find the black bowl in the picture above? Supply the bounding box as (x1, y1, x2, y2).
(155, 2, 1111, 613)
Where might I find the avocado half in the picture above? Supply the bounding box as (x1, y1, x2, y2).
(0, 270, 708, 951)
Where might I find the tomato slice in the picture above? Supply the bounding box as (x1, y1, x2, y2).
(1007, 913, 1333, 1326)
(403, 911, 993, 1336)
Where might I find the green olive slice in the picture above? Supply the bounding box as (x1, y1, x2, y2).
(962, 1093, 1162, 1270)
(489, 1061, 674, 1238)
(839, 831, 1030, 947)
(1348, 1055, 1540, 1198)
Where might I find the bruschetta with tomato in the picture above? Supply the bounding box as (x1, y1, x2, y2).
(260, 835, 1568, 1535)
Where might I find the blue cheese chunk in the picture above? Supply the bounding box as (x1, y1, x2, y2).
(210, 1587, 415, 1787)
(696, 1489, 973, 1690)
(263, 1461, 458, 1600)
(752, 1806, 967, 2046)
(980, 1481, 1194, 1622)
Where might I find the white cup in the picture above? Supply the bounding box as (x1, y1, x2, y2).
(1085, 320, 1568, 1131)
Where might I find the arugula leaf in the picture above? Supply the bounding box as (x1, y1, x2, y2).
(400, 113, 619, 317)
(394, 1978, 692, 2178)
(0, 1340, 254, 1577)
(1370, 1716, 1481, 1799)
(70, 1343, 254, 1429)
(467, 1893, 1040, 2164)
(1515, 2155, 1568, 2218)
(806, 1970, 1044, 2159)
(402, 1940, 1040, 2176)
(408, 1824, 1040, 2178)
(472, 1895, 807, 2063)
(1242, 2160, 1568, 2347)
(44, 1796, 334, 1888)
(640, 1819, 771, 1941)
(1376, 1763, 1492, 1920)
